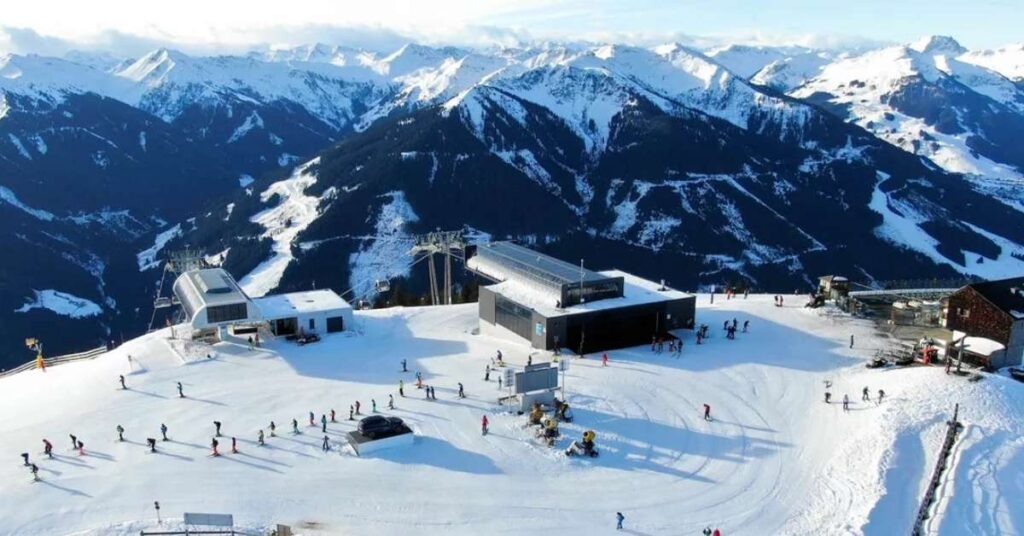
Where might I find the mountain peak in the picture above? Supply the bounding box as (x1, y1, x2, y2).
(910, 35, 966, 56)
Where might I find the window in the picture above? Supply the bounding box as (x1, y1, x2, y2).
(326, 316, 344, 333)
(309, 318, 316, 331)
(958, 308, 970, 318)
(495, 295, 533, 339)
(207, 303, 248, 324)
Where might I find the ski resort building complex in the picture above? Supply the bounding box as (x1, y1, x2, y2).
(468, 242, 696, 354)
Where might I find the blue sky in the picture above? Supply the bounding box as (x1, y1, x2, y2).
(0, 0, 1019, 55)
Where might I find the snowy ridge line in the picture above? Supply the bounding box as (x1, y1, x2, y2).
(0, 345, 107, 378)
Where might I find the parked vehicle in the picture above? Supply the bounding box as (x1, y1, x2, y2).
(358, 415, 406, 439)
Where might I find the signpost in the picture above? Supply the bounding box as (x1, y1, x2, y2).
(503, 368, 515, 414)
(559, 358, 569, 399)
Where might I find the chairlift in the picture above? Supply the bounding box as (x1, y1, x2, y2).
(374, 279, 391, 293)
(153, 297, 175, 309)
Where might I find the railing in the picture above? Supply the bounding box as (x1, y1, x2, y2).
(911, 404, 963, 536)
(0, 346, 108, 379)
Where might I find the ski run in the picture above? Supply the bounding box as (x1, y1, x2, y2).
(2, 296, 1023, 535)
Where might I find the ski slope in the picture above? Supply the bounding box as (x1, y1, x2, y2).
(1, 296, 1022, 535)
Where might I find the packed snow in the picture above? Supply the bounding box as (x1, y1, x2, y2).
(136, 224, 183, 271)
(14, 289, 102, 318)
(238, 159, 321, 297)
(1, 297, 1022, 535)
(347, 190, 420, 300)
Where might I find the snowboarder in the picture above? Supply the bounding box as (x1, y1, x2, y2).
(211, 438, 219, 456)
(484, 364, 490, 381)
(147, 438, 157, 453)
(214, 421, 222, 437)
(616, 512, 625, 530)
(878, 389, 885, 404)
(703, 404, 712, 421)
(321, 414, 327, 432)
(30, 463, 39, 482)
(176, 381, 184, 398)
(850, 334, 855, 349)
(292, 418, 299, 434)
(401, 359, 408, 372)
(21, 452, 29, 466)
(160, 423, 168, 441)
(602, 353, 609, 367)
(458, 382, 465, 398)
(116, 425, 125, 442)
(309, 411, 315, 426)
(842, 394, 850, 412)
(862, 386, 870, 402)
(330, 409, 336, 422)
(399, 380, 405, 397)
(825, 391, 832, 404)
(481, 415, 489, 436)
(743, 320, 749, 333)
(388, 394, 395, 410)
(258, 429, 265, 446)
(119, 374, 126, 390)
(269, 421, 277, 437)
(231, 437, 238, 454)
(42, 439, 52, 459)
(69, 434, 77, 450)
(322, 435, 330, 452)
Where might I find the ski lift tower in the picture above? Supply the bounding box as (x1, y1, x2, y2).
(147, 248, 208, 332)
(409, 230, 467, 305)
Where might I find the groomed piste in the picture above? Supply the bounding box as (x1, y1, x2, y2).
(2, 296, 1023, 535)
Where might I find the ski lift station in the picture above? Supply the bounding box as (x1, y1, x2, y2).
(172, 268, 352, 339)
(467, 242, 696, 354)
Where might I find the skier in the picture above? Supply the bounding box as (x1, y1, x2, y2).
(76, 440, 85, 456)
(496, 350, 503, 365)
(258, 429, 265, 446)
(850, 334, 855, 349)
(30, 463, 39, 482)
(355, 401, 361, 415)
(703, 404, 712, 421)
(878, 389, 885, 404)
(713, 529, 721, 536)
(309, 411, 315, 426)
(42, 439, 52, 459)
(703, 527, 713, 536)
(292, 418, 299, 434)
(431, 386, 437, 400)
(945, 359, 952, 374)
(458, 382, 465, 399)
(69, 434, 77, 450)
(214, 421, 222, 437)
(602, 353, 609, 367)
(743, 320, 749, 333)
(399, 380, 405, 397)
(321, 414, 327, 432)
(331, 409, 336, 422)
(484, 364, 490, 381)
(425, 385, 431, 400)
(119, 374, 126, 390)
(651, 336, 657, 352)
(825, 391, 832, 404)
(498, 376, 503, 390)
(247, 336, 254, 351)
(842, 394, 850, 412)
(211, 438, 219, 456)
(147, 438, 157, 453)
(231, 437, 238, 454)
(116, 425, 125, 442)
(862, 386, 870, 402)
(160, 423, 168, 441)
(269, 421, 277, 437)
(177, 381, 184, 398)
(372, 399, 377, 413)
(322, 435, 330, 452)
(723, 320, 729, 331)
(481, 415, 489, 436)
(349, 406, 355, 420)
(616, 512, 625, 530)
(21, 452, 29, 466)
(401, 359, 407, 372)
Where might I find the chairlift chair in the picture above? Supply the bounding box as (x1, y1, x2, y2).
(374, 279, 391, 293)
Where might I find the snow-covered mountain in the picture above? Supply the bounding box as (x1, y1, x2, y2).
(3, 37, 1024, 364)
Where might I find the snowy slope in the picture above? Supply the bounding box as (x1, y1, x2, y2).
(962, 43, 1024, 81)
(1, 298, 1022, 535)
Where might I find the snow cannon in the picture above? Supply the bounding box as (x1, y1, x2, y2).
(566, 430, 599, 458)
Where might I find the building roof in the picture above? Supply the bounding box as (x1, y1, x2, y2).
(173, 269, 252, 319)
(953, 331, 1007, 357)
(254, 290, 351, 320)
(964, 276, 1024, 319)
(471, 241, 611, 288)
(487, 269, 691, 318)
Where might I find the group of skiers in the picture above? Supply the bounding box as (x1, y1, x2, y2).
(824, 380, 886, 411)
(650, 337, 684, 357)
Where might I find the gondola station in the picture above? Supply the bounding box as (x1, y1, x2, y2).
(467, 241, 696, 354)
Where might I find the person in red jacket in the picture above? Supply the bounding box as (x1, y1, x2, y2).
(481, 415, 489, 436)
(713, 529, 721, 536)
(602, 353, 609, 367)
(42, 439, 53, 459)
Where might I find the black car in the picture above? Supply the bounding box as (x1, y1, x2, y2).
(358, 415, 406, 439)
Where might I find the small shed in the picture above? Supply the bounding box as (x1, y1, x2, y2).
(254, 290, 353, 337)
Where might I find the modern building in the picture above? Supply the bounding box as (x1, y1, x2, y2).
(945, 276, 1024, 369)
(172, 268, 353, 339)
(253, 290, 353, 337)
(468, 241, 696, 354)
(172, 268, 260, 332)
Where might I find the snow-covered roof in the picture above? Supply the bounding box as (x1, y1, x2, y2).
(952, 331, 1007, 357)
(487, 269, 691, 318)
(254, 290, 351, 320)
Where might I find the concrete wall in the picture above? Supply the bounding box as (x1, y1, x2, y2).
(998, 320, 1024, 368)
(479, 287, 496, 325)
